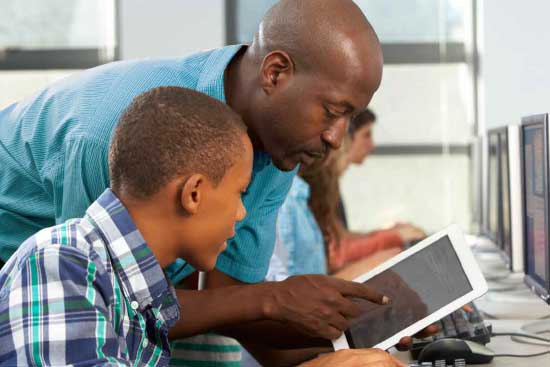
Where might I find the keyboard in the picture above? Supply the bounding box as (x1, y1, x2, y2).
(408, 361, 466, 367)
(409, 303, 492, 361)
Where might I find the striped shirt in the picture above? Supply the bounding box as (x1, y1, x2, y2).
(0, 189, 180, 366)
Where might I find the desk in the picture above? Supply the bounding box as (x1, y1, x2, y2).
(392, 247, 550, 366)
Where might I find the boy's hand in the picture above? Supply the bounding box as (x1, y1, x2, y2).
(299, 349, 406, 367)
(262, 274, 389, 340)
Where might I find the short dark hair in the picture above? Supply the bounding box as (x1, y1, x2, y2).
(349, 108, 376, 137)
(109, 87, 247, 198)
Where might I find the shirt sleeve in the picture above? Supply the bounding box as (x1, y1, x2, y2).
(53, 137, 110, 223)
(0, 245, 130, 366)
(213, 166, 297, 284)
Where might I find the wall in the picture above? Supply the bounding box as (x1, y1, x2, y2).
(478, 0, 550, 130)
(118, 0, 225, 60)
(341, 63, 473, 234)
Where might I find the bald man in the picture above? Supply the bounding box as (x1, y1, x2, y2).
(0, 0, 429, 366)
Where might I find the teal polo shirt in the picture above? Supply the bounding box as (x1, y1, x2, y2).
(0, 45, 296, 283)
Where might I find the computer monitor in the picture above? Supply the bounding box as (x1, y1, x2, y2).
(499, 129, 513, 260)
(487, 130, 501, 243)
(470, 136, 483, 233)
(507, 125, 524, 272)
(521, 114, 550, 304)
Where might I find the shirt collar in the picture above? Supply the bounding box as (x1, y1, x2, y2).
(195, 44, 246, 103)
(85, 189, 179, 324)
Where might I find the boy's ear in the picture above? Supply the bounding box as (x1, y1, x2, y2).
(180, 173, 206, 214)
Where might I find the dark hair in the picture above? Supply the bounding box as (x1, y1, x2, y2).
(109, 86, 247, 198)
(349, 108, 376, 137)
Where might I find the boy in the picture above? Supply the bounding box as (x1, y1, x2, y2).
(0, 87, 252, 366)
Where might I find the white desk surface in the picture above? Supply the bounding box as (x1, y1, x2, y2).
(393, 244, 550, 366)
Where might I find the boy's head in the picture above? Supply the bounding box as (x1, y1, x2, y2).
(109, 87, 253, 271)
(347, 108, 376, 165)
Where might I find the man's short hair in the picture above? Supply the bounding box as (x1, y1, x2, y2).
(109, 86, 247, 198)
(349, 108, 376, 137)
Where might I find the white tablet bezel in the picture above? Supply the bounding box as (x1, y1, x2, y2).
(332, 224, 488, 351)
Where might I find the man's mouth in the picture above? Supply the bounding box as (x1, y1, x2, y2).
(305, 150, 325, 159)
(299, 150, 325, 166)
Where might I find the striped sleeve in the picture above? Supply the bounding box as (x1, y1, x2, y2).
(0, 244, 130, 366)
(55, 137, 110, 223)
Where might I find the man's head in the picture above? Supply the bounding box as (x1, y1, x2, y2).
(110, 87, 253, 271)
(348, 108, 376, 165)
(231, 0, 383, 171)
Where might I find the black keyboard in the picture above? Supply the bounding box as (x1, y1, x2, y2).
(407, 361, 466, 367)
(409, 303, 492, 361)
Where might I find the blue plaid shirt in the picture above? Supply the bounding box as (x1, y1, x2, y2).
(0, 189, 180, 366)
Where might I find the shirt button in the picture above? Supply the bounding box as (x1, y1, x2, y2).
(142, 339, 149, 348)
(130, 301, 139, 310)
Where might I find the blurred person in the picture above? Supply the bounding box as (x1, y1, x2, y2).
(329, 109, 426, 271)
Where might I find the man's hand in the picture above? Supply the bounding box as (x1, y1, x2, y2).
(263, 274, 389, 340)
(299, 349, 406, 367)
(395, 304, 474, 350)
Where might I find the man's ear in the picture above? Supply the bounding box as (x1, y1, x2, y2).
(260, 50, 294, 95)
(180, 173, 207, 215)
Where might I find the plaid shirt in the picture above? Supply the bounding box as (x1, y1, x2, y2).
(0, 189, 180, 366)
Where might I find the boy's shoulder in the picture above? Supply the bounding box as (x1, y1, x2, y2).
(3, 218, 108, 278)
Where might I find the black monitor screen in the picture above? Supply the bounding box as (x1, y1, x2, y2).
(344, 236, 473, 348)
(488, 132, 500, 242)
(500, 131, 512, 259)
(522, 119, 549, 297)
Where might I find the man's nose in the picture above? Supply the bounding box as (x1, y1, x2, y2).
(321, 117, 349, 149)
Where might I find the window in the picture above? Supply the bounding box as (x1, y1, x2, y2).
(0, 0, 117, 69)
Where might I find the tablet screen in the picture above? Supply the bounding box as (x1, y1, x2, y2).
(345, 235, 473, 348)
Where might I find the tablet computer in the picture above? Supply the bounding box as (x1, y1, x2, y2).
(332, 224, 488, 351)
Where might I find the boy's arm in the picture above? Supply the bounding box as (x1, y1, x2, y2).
(0, 245, 130, 367)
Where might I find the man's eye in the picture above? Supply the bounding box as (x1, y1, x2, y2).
(324, 107, 339, 119)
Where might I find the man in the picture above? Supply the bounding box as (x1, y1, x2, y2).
(0, 0, 431, 365)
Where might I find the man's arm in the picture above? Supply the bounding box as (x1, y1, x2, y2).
(171, 269, 437, 365)
(169, 269, 387, 342)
